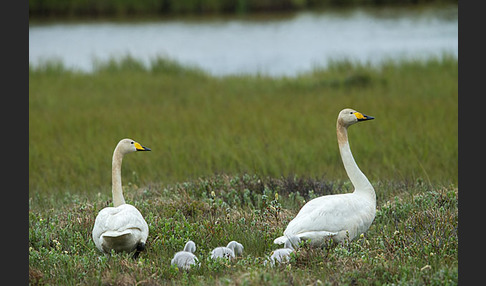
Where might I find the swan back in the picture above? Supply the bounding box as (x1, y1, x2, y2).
(211, 247, 235, 259)
(171, 240, 199, 270)
(92, 204, 149, 254)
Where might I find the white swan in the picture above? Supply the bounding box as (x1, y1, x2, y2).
(266, 235, 300, 267)
(210, 241, 244, 260)
(274, 108, 376, 247)
(92, 138, 151, 258)
(171, 240, 199, 270)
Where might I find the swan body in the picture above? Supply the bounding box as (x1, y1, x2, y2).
(171, 241, 199, 270)
(266, 235, 300, 267)
(92, 138, 151, 257)
(267, 248, 294, 266)
(274, 108, 376, 247)
(92, 204, 148, 254)
(211, 241, 244, 260)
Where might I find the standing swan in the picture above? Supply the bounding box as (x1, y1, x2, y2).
(274, 108, 375, 247)
(92, 138, 151, 258)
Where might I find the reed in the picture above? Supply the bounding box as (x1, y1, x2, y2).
(29, 56, 457, 198)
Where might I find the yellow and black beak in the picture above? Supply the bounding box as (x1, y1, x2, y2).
(354, 112, 375, 121)
(134, 142, 151, 151)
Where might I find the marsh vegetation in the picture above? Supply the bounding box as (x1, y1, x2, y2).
(29, 56, 457, 284)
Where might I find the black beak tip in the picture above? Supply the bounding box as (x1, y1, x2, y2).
(358, 115, 375, 121)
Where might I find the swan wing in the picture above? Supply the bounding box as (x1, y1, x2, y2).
(282, 193, 374, 242)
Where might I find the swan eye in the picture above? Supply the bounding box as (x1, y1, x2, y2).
(350, 112, 353, 114)
(130, 142, 134, 144)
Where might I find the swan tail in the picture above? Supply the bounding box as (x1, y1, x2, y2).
(102, 229, 132, 238)
(100, 230, 141, 253)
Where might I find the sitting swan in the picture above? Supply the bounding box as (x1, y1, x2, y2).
(92, 138, 151, 258)
(171, 240, 199, 270)
(274, 108, 376, 247)
(210, 241, 244, 260)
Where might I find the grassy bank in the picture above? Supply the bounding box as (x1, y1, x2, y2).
(29, 175, 458, 285)
(29, 0, 458, 18)
(29, 56, 457, 198)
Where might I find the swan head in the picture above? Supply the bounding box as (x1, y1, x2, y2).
(116, 138, 151, 155)
(338, 108, 374, 127)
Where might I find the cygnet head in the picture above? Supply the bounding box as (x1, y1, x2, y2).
(115, 138, 151, 155)
(183, 241, 196, 253)
(337, 108, 374, 128)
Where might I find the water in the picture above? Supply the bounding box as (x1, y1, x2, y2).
(29, 5, 457, 77)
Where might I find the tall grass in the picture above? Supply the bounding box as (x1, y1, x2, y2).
(29, 56, 457, 198)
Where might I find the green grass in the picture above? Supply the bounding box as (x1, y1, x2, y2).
(29, 56, 457, 284)
(29, 56, 457, 197)
(29, 175, 457, 285)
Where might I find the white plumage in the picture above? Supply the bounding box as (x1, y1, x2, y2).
(171, 240, 199, 270)
(266, 235, 300, 267)
(92, 138, 151, 258)
(211, 241, 244, 260)
(92, 204, 148, 254)
(268, 248, 293, 266)
(274, 108, 376, 247)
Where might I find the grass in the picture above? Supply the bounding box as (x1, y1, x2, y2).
(29, 56, 457, 284)
(29, 175, 458, 285)
(29, 56, 458, 197)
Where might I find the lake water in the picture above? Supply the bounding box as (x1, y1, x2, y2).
(29, 5, 457, 77)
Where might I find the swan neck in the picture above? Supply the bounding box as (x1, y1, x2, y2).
(337, 123, 374, 198)
(112, 147, 125, 207)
